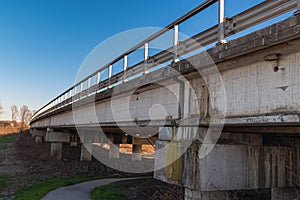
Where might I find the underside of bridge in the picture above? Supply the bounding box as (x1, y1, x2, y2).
(30, 8, 300, 200)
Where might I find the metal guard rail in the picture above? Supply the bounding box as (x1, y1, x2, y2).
(31, 0, 299, 123)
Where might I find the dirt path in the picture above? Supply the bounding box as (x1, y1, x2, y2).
(41, 177, 144, 200)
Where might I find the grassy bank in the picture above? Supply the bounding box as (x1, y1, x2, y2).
(0, 133, 18, 144)
(0, 133, 118, 200)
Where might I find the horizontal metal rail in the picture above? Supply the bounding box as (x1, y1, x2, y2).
(225, 0, 297, 35)
(31, 0, 298, 123)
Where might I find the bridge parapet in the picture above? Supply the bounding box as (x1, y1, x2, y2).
(31, 0, 299, 126)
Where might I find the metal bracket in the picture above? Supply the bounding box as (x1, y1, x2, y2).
(224, 17, 236, 36)
(178, 41, 187, 56)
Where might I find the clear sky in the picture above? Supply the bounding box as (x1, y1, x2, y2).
(0, 0, 294, 120)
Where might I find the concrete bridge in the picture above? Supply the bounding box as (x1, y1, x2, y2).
(30, 0, 300, 199)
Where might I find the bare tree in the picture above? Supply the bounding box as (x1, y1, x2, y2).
(10, 105, 19, 121)
(19, 105, 32, 130)
(0, 101, 4, 118)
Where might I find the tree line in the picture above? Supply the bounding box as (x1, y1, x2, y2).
(0, 102, 35, 129)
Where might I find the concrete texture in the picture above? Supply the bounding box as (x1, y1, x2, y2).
(154, 140, 300, 199)
(41, 177, 144, 200)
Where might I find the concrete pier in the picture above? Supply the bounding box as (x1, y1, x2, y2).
(108, 134, 120, 159)
(132, 144, 142, 161)
(155, 126, 300, 200)
(35, 136, 44, 143)
(45, 130, 72, 160)
(30, 128, 46, 143)
(80, 144, 93, 161)
(109, 144, 120, 159)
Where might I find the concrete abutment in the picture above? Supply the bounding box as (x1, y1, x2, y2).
(155, 126, 299, 200)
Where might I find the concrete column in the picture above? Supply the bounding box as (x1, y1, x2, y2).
(108, 134, 120, 159)
(35, 136, 44, 143)
(132, 144, 142, 161)
(109, 143, 120, 159)
(80, 144, 93, 161)
(50, 142, 63, 160)
(31, 128, 46, 143)
(46, 130, 72, 160)
(271, 188, 295, 200)
(70, 134, 79, 147)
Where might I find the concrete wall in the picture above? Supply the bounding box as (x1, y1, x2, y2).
(222, 45, 300, 117)
(155, 142, 299, 191)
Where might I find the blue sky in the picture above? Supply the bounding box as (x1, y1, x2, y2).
(0, 0, 294, 120)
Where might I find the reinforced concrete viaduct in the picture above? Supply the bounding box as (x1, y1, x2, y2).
(30, 1, 300, 199)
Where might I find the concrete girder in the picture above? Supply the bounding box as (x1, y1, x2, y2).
(30, 128, 47, 137)
(45, 131, 72, 143)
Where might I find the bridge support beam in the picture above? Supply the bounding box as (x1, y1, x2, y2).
(80, 144, 93, 161)
(35, 136, 44, 143)
(132, 144, 142, 161)
(30, 128, 46, 143)
(45, 129, 72, 160)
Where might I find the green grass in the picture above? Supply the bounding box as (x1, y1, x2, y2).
(90, 178, 155, 200)
(13, 176, 105, 200)
(0, 133, 18, 144)
(0, 174, 12, 191)
(90, 185, 128, 200)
